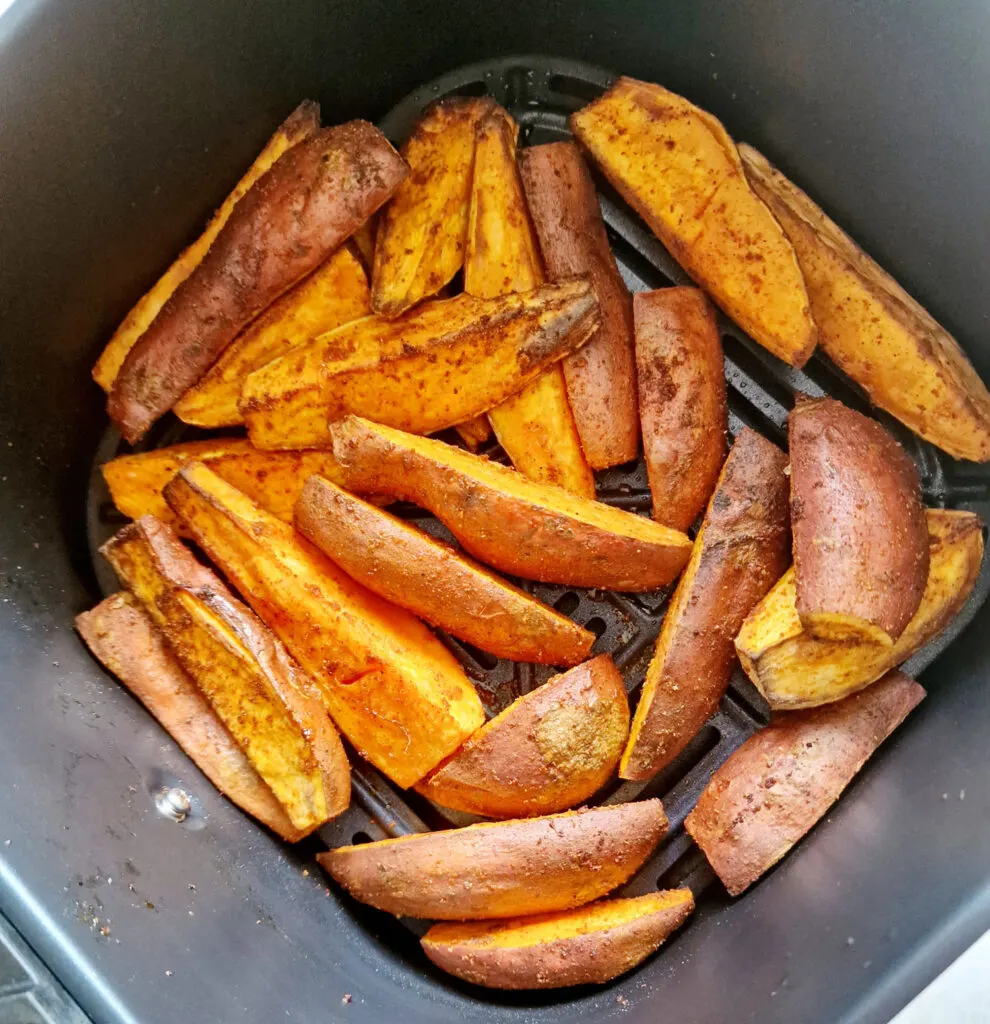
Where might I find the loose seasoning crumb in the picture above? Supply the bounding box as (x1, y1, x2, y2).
(615, 995, 628, 1006)
(342, 994, 353, 1005)
(165, 970, 173, 978)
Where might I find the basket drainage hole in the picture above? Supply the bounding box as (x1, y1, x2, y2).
(351, 831, 373, 846)
(554, 592, 580, 616)
(585, 616, 608, 639)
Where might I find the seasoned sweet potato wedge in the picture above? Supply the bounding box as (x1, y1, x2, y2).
(92, 101, 321, 393)
(373, 98, 496, 317)
(685, 671, 925, 895)
(416, 655, 629, 818)
(77, 592, 304, 841)
(465, 109, 593, 497)
(173, 246, 370, 428)
(620, 429, 790, 780)
(790, 395, 928, 645)
(240, 279, 600, 450)
(571, 78, 816, 366)
(422, 890, 693, 989)
(741, 145, 990, 462)
(736, 509, 984, 709)
(164, 463, 484, 788)
(101, 517, 349, 833)
(295, 475, 593, 665)
(456, 414, 493, 450)
(520, 141, 639, 468)
(350, 217, 376, 270)
(108, 121, 407, 443)
(634, 288, 728, 530)
(319, 799, 667, 920)
(331, 417, 693, 591)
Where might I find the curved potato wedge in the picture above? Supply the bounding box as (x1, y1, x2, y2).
(417, 655, 629, 818)
(421, 890, 694, 989)
(319, 799, 667, 920)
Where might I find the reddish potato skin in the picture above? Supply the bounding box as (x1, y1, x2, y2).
(319, 799, 668, 920)
(789, 395, 929, 643)
(109, 121, 407, 443)
(519, 143, 639, 469)
(634, 288, 728, 531)
(621, 429, 790, 780)
(685, 671, 925, 896)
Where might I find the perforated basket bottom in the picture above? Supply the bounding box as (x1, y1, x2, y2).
(87, 55, 990, 926)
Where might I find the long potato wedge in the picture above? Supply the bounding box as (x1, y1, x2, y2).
(736, 509, 984, 709)
(422, 891, 694, 989)
(465, 109, 593, 497)
(164, 463, 484, 788)
(741, 144, 990, 462)
(240, 279, 600, 449)
(295, 475, 594, 665)
(319, 799, 667, 920)
(173, 246, 370, 428)
(620, 429, 789, 780)
(685, 671, 925, 896)
(109, 122, 407, 443)
(790, 395, 928, 645)
(416, 655, 629, 818)
(373, 98, 496, 317)
(331, 417, 693, 591)
(520, 141, 640, 468)
(101, 517, 349, 833)
(77, 592, 304, 841)
(571, 78, 816, 366)
(92, 101, 321, 393)
(634, 288, 728, 531)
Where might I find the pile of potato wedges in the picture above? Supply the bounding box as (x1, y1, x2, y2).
(77, 77, 990, 991)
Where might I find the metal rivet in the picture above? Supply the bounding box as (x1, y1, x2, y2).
(155, 787, 191, 822)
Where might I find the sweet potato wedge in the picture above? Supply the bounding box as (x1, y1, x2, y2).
(465, 110, 593, 497)
(416, 655, 629, 818)
(101, 517, 349, 833)
(736, 509, 984, 709)
(620, 429, 790, 780)
(741, 145, 990, 462)
(634, 288, 728, 531)
(331, 417, 693, 591)
(571, 78, 816, 367)
(456, 414, 493, 450)
(790, 395, 929, 645)
(520, 141, 639, 469)
(319, 799, 667, 920)
(164, 463, 484, 788)
(92, 101, 321, 393)
(240, 279, 600, 450)
(295, 475, 593, 665)
(108, 121, 407, 443)
(373, 98, 496, 317)
(173, 246, 370, 428)
(350, 217, 376, 270)
(76, 592, 304, 841)
(685, 671, 925, 896)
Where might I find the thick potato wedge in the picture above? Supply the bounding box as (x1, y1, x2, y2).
(520, 141, 639, 469)
(373, 98, 496, 317)
(101, 517, 349, 833)
(790, 395, 928, 645)
(634, 288, 728, 531)
(108, 122, 407, 443)
(241, 279, 600, 450)
(92, 101, 321, 393)
(295, 475, 593, 665)
(736, 509, 984, 709)
(422, 890, 693, 989)
(741, 145, 990, 462)
(319, 799, 667, 920)
(77, 592, 304, 841)
(685, 671, 925, 896)
(331, 417, 693, 591)
(465, 110, 593, 497)
(571, 78, 816, 367)
(456, 414, 493, 450)
(173, 246, 370, 428)
(620, 429, 789, 780)
(102, 438, 358, 529)
(416, 655, 629, 818)
(164, 463, 484, 788)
